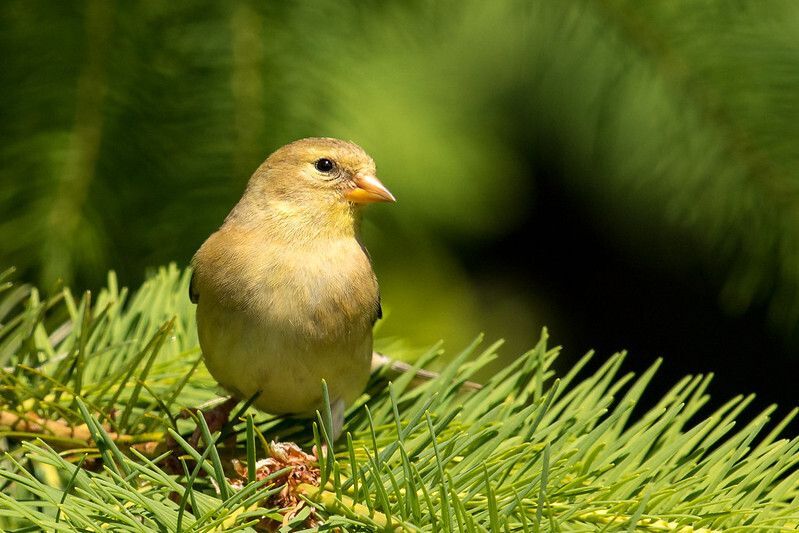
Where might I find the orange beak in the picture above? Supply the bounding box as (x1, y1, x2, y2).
(345, 174, 396, 204)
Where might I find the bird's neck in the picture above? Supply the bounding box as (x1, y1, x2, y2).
(224, 194, 361, 244)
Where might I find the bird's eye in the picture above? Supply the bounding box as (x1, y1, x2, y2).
(314, 158, 335, 173)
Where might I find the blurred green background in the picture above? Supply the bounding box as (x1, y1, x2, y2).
(3, 1, 799, 407)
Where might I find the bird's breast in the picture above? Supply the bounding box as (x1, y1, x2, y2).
(199, 234, 379, 344)
(264, 260, 376, 343)
(194, 233, 378, 413)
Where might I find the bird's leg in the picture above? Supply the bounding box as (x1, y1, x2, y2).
(313, 398, 346, 460)
(187, 396, 239, 448)
(163, 397, 240, 473)
(330, 398, 345, 443)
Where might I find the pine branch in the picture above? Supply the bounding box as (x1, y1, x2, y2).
(0, 410, 162, 455)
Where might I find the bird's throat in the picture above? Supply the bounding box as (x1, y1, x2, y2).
(228, 196, 360, 244)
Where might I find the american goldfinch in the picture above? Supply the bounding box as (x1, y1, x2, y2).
(189, 138, 394, 441)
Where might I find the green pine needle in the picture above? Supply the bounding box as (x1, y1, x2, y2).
(0, 266, 797, 530)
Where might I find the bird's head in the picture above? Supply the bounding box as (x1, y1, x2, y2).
(261, 137, 394, 204)
(229, 138, 395, 238)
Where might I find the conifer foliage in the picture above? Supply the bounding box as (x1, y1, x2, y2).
(0, 266, 797, 531)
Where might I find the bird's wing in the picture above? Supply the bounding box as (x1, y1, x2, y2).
(189, 271, 199, 304)
(358, 239, 382, 324)
(375, 290, 383, 322)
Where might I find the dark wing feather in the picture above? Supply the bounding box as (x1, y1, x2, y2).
(189, 271, 199, 304)
(359, 239, 382, 324)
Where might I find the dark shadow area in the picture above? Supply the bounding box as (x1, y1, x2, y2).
(456, 157, 799, 435)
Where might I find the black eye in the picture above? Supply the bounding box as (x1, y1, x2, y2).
(314, 158, 335, 173)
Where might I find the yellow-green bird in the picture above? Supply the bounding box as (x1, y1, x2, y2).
(190, 137, 395, 440)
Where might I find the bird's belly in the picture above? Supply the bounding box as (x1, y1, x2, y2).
(197, 300, 372, 415)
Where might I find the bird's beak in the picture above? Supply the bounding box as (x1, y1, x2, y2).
(345, 174, 396, 204)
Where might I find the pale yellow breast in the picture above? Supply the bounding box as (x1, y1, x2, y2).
(192, 226, 378, 414)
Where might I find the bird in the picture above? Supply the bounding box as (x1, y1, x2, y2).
(189, 137, 395, 442)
